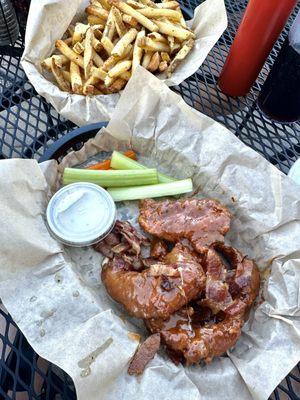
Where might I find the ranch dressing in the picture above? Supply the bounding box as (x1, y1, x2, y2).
(46, 183, 116, 247)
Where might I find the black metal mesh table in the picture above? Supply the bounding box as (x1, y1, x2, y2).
(0, 0, 299, 399)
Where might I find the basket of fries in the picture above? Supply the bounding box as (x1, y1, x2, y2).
(21, 0, 227, 126)
(42, 0, 196, 95)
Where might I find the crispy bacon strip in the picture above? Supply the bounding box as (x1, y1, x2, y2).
(94, 220, 149, 257)
(128, 333, 161, 375)
(200, 249, 233, 314)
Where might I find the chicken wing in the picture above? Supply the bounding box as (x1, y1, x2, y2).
(139, 198, 232, 254)
(101, 243, 206, 319)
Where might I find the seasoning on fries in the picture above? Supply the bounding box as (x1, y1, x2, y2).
(41, 0, 195, 95)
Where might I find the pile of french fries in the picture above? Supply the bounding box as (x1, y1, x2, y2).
(41, 0, 195, 95)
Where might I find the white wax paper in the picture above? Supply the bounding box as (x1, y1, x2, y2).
(0, 69, 300, 400)
(21, 0, 227, 126)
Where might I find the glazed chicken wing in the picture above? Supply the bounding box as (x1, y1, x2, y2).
(145, 306, 244, 364)
(139, 198, 232, 254)
(145, 246, 260, 364)
(101, 243, 206, 319)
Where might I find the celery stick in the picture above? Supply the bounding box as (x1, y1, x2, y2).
(107, 179, 193, 201)
(110, 151, 175, 183)
(63, 168, 158, 187)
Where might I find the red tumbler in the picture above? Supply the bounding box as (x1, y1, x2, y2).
(218, 0, 297, 97)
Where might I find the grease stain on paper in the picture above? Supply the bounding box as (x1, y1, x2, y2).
(127, 332, 141, 342)
(78, 337, 113, 378)
(40, 329, 45, 337)
(36, 308, 56, 328)
(55, 273, 63, 284)
(40, 308, 56, 321)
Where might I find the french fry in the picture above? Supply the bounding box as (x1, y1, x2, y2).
(51, 58, 71, 92)
(148, 32, 168, 43)
(55, 40, 84, 68)
(139, 0, 158, 7)
(176, 6, 187, 28)
(96, 82, 111, 94)
(103, 8, 115, 39)
(167, 35, 175, 52)
(138, 36, 170, 52)
(83, 75, 102, 95)
(104, 73, 131, 88)
(92, 36, 103, 52)
(108, 77, 127, 92)
(147, 51, 160, 72)
(120, 70, 131, 80)
(73, 41, 85, 54)
(173, 20, 193, 32)
(62, 70, 71, 82)
(112, 6, 127, 37)
(108, 59, 132, 77)
(161, 51, 170, 62)
(110, 23, 116, 41)
(132, 30, 145, 72)
(138, 8, 181, 21)
(92, 27, 104, 39)
(159, 60, 168, 72)
(83, 84, 95, 95)
(92, 50, 104, 67)
(166, 38, 194, 76)
(52, 55, 70, 68)
(174, 43, 181, 52)
(104, 75, 115, 87)
(101, 36, 114, 55)
(70, 61, 83, 94)
(73, 23, 89, 44)
(112, 28, 137, 57)
(122, 14, 139, 27)
(92, 0, 111, 10)
(41, 55, 69, 71)
(102, 44, 133, 71)
(91, 66, 108, 81)
(88, 15, 104, 25)
(156, 1, 179, 8)
(142, 50, 153, 68)
(127, 0, 145, 9)
(154, 20, 194, 40)
(111, 1, 158, 32)
(84, 28, 94, 78)
(86, 5, 109, 21)
(102, 55, 119, 71)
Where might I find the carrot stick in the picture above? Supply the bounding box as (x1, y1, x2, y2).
(86, 150, 137, 170)
(86, 159, 111, 170)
